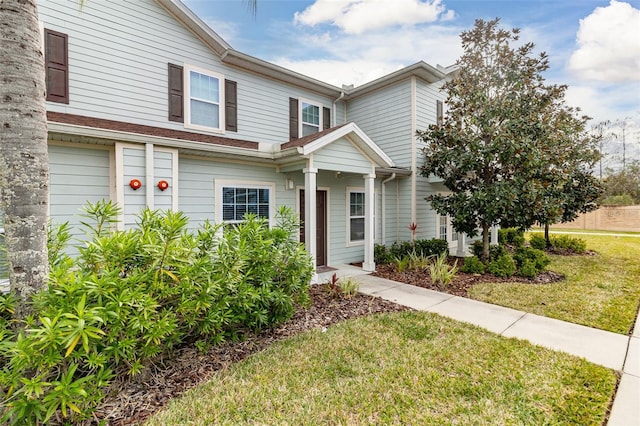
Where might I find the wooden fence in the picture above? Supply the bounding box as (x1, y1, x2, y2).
(551, 205, 640, 232)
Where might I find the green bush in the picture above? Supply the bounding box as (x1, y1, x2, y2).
(428, 253, 458, 290)
(488, 254, 517, 277)
(460, 256, 486, 274)
(472, 240, 507, 261)
(514, 247, 550, 275)
(386, 239, 448, 262)
(551, 235, 587, 254)
(498, 227, 525, 248)
(529, 233, 547, 250)
(0, 201, 313, 425)
(374, 243, 392, 264)
(519, 259, 538, 278)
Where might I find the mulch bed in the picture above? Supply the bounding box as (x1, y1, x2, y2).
(88, 285, 411, 426)
(372, 263, 565, 297)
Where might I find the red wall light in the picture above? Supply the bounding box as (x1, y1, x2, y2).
(157, 180, 169, 191)
(129, 179, 142, 190)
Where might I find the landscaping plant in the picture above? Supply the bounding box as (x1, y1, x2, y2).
(0, 201, 313, 425)
(428, 253, 458, 289)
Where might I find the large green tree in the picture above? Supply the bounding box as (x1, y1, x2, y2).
(419, 18, 597, 260)
(0, 0, 49, 319)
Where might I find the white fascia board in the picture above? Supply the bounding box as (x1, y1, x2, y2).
(47, 122, 273, 160)
(301, 123, 395, 168)
(156, 0, 230, 56)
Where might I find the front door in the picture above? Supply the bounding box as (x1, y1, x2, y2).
(300, 189, 327, 267)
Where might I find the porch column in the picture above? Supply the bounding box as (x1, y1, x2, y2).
(490, 226, 499, 246)
(363, 173, 376, 272)
(455, 233, 467, 257)
(303, 167, 318, 281)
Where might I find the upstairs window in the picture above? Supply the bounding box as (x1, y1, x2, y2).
(301, 101, 321, 136)
(185, 65, 224, 132)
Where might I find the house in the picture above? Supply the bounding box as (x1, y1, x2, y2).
(2, 0, 486, 285)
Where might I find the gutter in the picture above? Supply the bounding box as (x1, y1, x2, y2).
(332, 92, 345, 127)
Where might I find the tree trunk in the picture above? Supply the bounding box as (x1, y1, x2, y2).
(544, 223, 551, 248)
(481, 223, 490, 261)
(0, 0, 50, 320)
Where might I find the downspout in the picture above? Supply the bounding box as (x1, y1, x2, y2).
(381, 173, 396, 246)
(332, 91, 345, 126)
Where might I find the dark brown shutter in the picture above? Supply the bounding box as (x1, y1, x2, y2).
(225, 80, 237, 132)
(436, 100, 443, 125)
(323, 107, 331, 130)
(45, 29, 69, 104)
(289, 97, 298, 140)
(168, 63, 184, 122)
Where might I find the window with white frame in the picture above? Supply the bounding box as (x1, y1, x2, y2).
(348, 190, 365, 243)
(216, 181, 274, 226)
(186, 65, 224, 131)
(438, 214, 448, 241)
(301, 100, 321, 136)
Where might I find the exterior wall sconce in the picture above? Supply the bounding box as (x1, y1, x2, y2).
(129, 179, 142, 190)
(157, 180, 169, 191)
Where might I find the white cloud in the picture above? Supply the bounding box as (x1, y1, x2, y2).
(294, 0, 453, 34)
(269, 24, 462, 86)
(568, 0, 640, 82)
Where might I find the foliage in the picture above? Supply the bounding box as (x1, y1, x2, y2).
(387, 239, 448, 261)
(0, 201, 313, 424)
(488, 254, 517, 278)
(326, 274, 360, 300)
(407, 251, 431, 270)
(551, 235, 587, 254)
(529, 234, 547, 250)
(428, 253, 458, 289)
(529, 233, 587, 254)
(498, 228, 525, 248)
(601, 194, 635, 205)
(391, 255, 411, 273)
(418, 18, 599, 261)
(514, 247, 550, 276)
(460, 256, 486, 274)
(599, 160, 640, 204)
(374, 244, 392, 265)
(471, 240, 507, 262)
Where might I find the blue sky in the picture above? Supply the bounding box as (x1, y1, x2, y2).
(184, 0, 640, 166)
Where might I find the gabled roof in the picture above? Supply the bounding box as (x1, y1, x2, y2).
(281, 122, 394, 168)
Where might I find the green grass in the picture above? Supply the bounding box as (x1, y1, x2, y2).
(469, 234, 640, 334)
(147, 312, 616, 425)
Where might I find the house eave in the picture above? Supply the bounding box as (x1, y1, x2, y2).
(47, 122, 277, 162)
(222, 49, 344, 97)
(155, 0, 230, 56)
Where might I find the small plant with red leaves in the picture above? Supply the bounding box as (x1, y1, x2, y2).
(408, 222, 418, 244)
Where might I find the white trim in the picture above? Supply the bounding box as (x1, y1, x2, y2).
(184, 64, 225, 134)
(298, 97, 322, 137)
(146, 143, 155, 210)
(298, 122, 394, 168)
(214, 179, 276, 227)
(296, 185, 331, 265)
(410, 76, 417, 225)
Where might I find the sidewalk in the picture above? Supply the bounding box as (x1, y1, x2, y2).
(348, 273, 639, 426)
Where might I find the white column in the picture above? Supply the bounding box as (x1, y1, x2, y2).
(363, 173, 376, 272)
(490, 226, 499, 245)
(455, 233, 467, 257)
(303, 166, 318, 282)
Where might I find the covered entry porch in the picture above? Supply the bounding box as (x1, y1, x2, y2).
(277, 123, 394, 279)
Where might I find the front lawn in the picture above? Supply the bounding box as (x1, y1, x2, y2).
(469, 234, 640, 334)
(147, 311, 616, 425)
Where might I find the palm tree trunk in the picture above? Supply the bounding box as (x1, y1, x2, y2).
(0, 0, 50, 319)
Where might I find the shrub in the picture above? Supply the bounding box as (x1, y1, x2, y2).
(407, 251, 430, 270)
(388, 238, 448, 260)
(488, 254, 517, 277)
(0, 201, 313, 425)
(514, 247, 550, 275)
(529, 233, 547, 250)
(551, 235, 587, 254)
(428, 253, 458, 289)
(472, 240, 508, 261)
(391, 255, 411, 273)
(374, 243, 392, 264)
(326, 273, 360, 299)
(498, 227, 525, 248)
(460, 256, 485, 274)
(519, 259, 538, 278)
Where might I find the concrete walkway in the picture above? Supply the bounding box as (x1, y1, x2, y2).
(318, 267, 639, 425)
